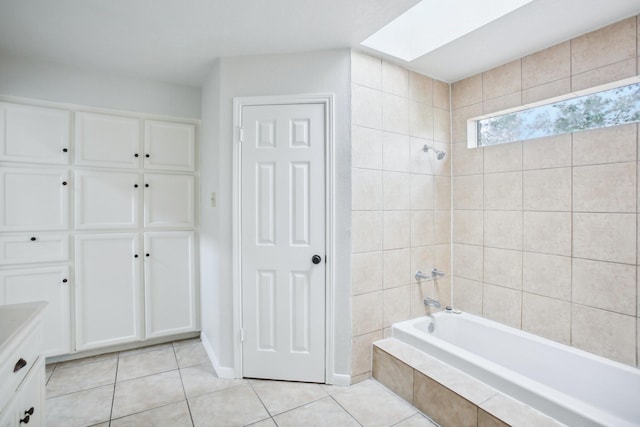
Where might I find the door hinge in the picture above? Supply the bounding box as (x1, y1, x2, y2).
(238, 127, 244, 143)
(240, 328, 245, 342)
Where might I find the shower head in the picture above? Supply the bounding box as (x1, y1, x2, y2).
(423, 144, 446, 160)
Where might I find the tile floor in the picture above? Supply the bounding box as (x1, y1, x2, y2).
(45, 338, 438, 427)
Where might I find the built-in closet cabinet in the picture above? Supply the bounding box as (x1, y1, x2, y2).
(0, 100, 199, 358)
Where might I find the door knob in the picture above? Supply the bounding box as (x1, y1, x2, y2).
(312, 255, 322, 264)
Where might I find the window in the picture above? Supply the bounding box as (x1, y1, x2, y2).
(468, 78, 640, 147)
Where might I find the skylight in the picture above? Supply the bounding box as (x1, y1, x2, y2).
(361, 0, 535, 62)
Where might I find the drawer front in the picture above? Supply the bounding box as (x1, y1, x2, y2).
(0, 233, 69, 265)
(0, 323, 42, 412)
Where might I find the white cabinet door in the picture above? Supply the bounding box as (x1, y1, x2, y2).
(75, 171, 141, 230)
(75, 234, 142, 350)
(0, 266, 71, 357)
(0, 168, 70, 231)
(144, 120, 195, 171)
(0, 103, 70, 165)
(75, 112, 141, 169)
(143, 174, 195, 228)
(144, 231, 196, 338)
(0, 233, 69, 265)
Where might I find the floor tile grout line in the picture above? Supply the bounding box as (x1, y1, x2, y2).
(108, 352, 120, 425)
(173, 344, 196, 427)
(327, 393, 364, 427)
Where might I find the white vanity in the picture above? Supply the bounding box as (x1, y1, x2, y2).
(0, 302, 46, 427)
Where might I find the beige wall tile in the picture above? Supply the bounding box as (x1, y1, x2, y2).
(484, 210, 523, 251)
(410, 137, 435, 175)
(573, 162, 636, 213)
(483, 60, 522, 100)
(372, 347, 414, 404)
(434, 176, 451, 210)
(484, 142, 522, 174)
(352, 126, 383, 170)
(353, 168, 382, 211)
(572, 123, 637, 166)
(453, 143, 483, 176)
(572, 258, 636, 315)
(410, 281, 435, 317)
(484, 172, 522, 211)
(452, 103, 482, 143)
(453, 244, 483, 282)
(352, 84, 382, 129)
(434, 212, 452, 245)
(383, 132, 411, 172)
(482, 283, 522, 329)
(483, 247, 522, 290)
(383, 285, 411, 327)
(351, 51, 382, 89)
(411, 211, 435, 247)
(522, 41, 571, 89)
(523, 211, 571, 256)
(411, 245, 435, 283)
(433, 244, 452, 277)
(382, 61, 408, 97)
(573, 213, 636, 264)
(452, 175, 483, 210)
(352, 330, 383, 376)
(383, 93, 409, 135)
(452, 277, 483, 315)
(522, 252, 571, 301)
(480, 394, 564, 427)
(383, 248, 411, 289)
(571, 17, 637, 75)
(352, 291, 383, 336)
(413, 372, 478, 427)
(523, 168, 571, 211)
(433, 108, 450, 143)
(352, 252, 383, 295)
(452, 74, 482, 109)
(383, 211, 411, 250)
(572, 304, 636, 365)
(523, 133, 572, 170)
(383, 171, 411, 211)
(350, 372, 371, 384)
(409, 101, 434, 140)
(453, 210, 483, 245)
(433, 80, 451, 110)
(482, 92, 521, 115)
(522, 293, 570, 345)
(432, 141, 452, 177)
(478, 409, 509, 427)
(352, 211, 382, 253)
(410, 174, 434, 211)
(522, 78, 571, 104)
(408, 71, 433, 104)
(571, 58, 637, 92)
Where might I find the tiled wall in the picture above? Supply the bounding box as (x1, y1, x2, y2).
(350, 51, 452, 382)
(451, 16, 640, 367)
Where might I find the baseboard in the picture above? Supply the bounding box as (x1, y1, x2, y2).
(331, 373, 351, 386)
(200, 332, 236, 379)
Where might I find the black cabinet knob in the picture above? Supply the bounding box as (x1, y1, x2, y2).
(19, 414, 30, 424)
(134, 184, 139, 188)
(134, 254, 139, 258)
(30, 237, 36, 242)
(145, 253, 150, 257)
(62, 181, 68, 186)
(62, 148, 68, 153)
(134, 153, 139, 158)
(145, 154, 150, 158)
(25, 407, 34, 416)
(145, 184, 149, 188)
(312, 255, 322, 264)
(62, 279, 68, 283)
(13, 358, 27, 373)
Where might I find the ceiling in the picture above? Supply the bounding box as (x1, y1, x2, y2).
(0, 0, 639, 88)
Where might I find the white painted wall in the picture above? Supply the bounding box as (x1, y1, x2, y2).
(199, 49, 352, 378)
(0, 50, 201, 118)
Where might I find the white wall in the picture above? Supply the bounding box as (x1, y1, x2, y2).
(0, 50, 201, 118)
(199, 49, 352, 377)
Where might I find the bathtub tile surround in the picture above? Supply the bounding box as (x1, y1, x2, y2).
(351, 51, 452, 381)
(451, 15, 640, 367)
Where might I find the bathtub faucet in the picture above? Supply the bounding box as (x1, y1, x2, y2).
(415, 268, 446, 281)
(424, 297, 441, 308)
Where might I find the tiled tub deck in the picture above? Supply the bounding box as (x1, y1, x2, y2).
(373, 338, 564, 427)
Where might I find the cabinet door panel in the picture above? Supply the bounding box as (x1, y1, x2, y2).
(0, 103, 70, 165)
(75, 112, 141, 168)
(143, 174, 195, 228)
(0, 168, 69, 231)
(75, 234, 141, 350)
(144, 120, 195, 171)
(0, 266, 71, 357)
(75, 171, 140, 230)
(0, 233, 69, 265)
(144, 231, 196, 338)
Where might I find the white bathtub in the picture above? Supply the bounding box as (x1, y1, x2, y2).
(392, 311, 640, 427)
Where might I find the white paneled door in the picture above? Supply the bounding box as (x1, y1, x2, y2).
(241, 103, 326, 383)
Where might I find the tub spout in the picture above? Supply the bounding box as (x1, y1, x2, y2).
(424, 297, 441, 308)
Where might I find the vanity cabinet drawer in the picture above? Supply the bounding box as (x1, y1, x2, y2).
(0, 233, 69, 265)
(0, 321, 42, 412)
